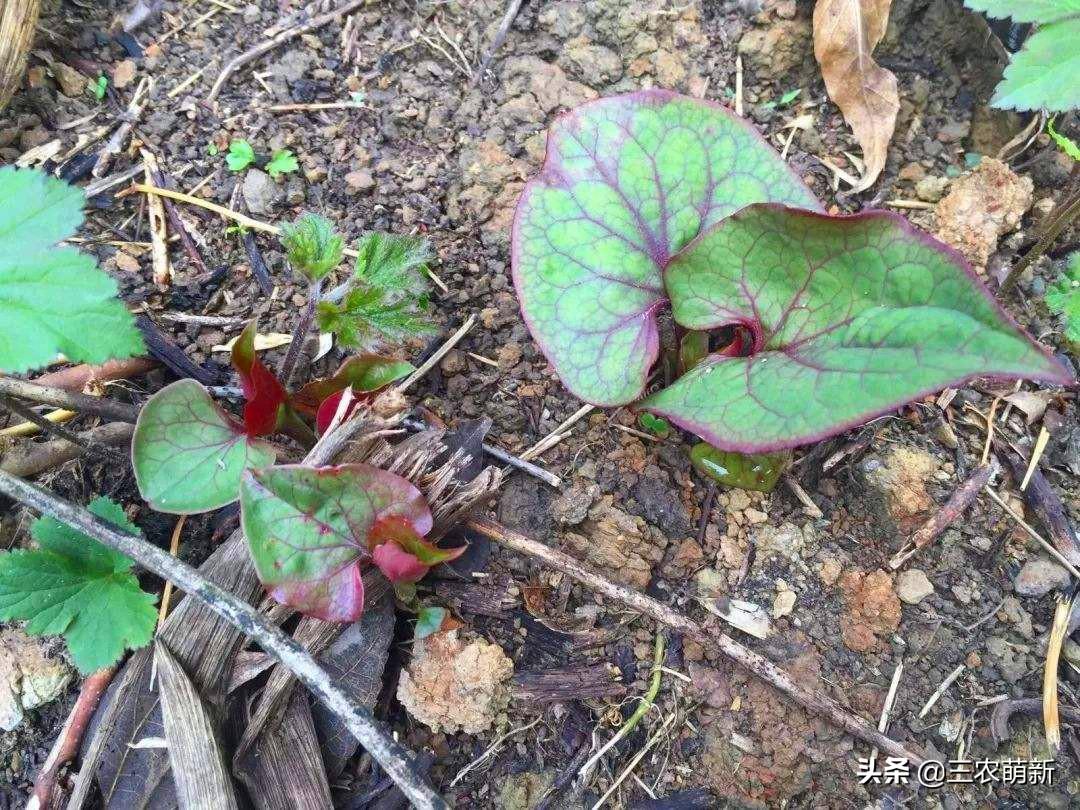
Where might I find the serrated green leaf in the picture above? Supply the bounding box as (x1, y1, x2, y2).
(132, 379, 277, 514)
(0, 497, 157, 674)
(991, 21, 1080, 112)
(1046, 253, 1080, 342)
(240, 464, 432, 621)
(280, 212, 343, 280)
(316, 233, 437, 350)
(512, 90, 821, 407)
(266, 149, 299, 179)
(640, 204, 1071, 452)
(226, 139, 255, 172)
(963, 0, 1080, 24)
(0, 166, 144, 373)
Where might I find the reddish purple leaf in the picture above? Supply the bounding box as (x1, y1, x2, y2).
(315, 389, 360, 435)
(291, 354, 413, 417)
(239, 463, 433, 621)
(231, 321, 287, 437)
(368, 515, 465, 583)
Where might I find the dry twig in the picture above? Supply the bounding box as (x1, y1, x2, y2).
(468, 516, 925, 764)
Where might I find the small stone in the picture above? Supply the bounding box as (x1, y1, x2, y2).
(819, 557, 843, 586)
(773, 589, 796, 618)
(898, 162, 926, 182)
(53, 62, 89, 97)
(439, 349, 466, 376)
(345, 170, 376, 192)
(914, 176, 949, 203)
(551, 483, 597, 527)
(242, 169, 282, 216)
(896, 569, 934, 604)
(1014, 558, 1070, 597)
(112, 59, 136, 89)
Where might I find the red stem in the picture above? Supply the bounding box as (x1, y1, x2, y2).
(28, 667, 116, 810)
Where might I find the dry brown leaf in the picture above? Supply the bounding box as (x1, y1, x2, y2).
(812, 0, 899, 192)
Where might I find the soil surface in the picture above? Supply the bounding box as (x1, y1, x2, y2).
(2, 0, 1079, 808)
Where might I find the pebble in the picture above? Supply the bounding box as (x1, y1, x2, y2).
(896, 569, 934, 604)
(1014, 558, 1070, 597)
(345, 170, 376, 192)
(242, 169, 282, 216)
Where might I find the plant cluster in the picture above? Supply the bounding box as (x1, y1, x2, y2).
(512, 90, 1070, 466)
(225, 138, 300, 179)
(1047, 252, 1080, 344)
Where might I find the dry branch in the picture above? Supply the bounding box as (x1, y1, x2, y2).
(468, 515, 926, 765)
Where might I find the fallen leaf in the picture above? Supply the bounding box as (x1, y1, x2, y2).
(211, 332, 292, 352)
(1004, 390, 1054, 424)
(812, 0, 898, 192)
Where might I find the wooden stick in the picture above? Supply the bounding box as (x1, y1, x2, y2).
(30, 357, 157, 391)
(0, 471, 448, 810)
(0, 423, 134, 478)
(985, 488, 1080, 579)
(889, 462, 997, 569)
(206, 0, 366, 101)
(26, 667, 116, 810)
(395, 315, 476, 393)
(0, 378, 140, 423)
(470, 0, 523, 86)
(467, 516, 926, 764)
(918, 664, 965, 719)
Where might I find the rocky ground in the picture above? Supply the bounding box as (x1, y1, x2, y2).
(1, 0, 1079, 807)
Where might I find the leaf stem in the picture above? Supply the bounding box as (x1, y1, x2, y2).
(1001, 164, 1080, 294)
(576, 633, 665, 780)
(0, 469, 448, 810)
(279, 277, 323, 387)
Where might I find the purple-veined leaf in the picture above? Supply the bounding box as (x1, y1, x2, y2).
(512, 89, 820, 406)
(640, 204, 1072, 452)
(239, 463, 433, 622)
(132, 379, 277, 514)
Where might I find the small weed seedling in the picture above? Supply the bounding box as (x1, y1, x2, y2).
(0, 498, 157, 673)
(89, 75, 108, 101)
(266, 149, 300, 179)
(964, 1, 1080, 112)
(0, 166, 144, 373)
(512, 90, 1070, 458)
(226, 139, 256, 172)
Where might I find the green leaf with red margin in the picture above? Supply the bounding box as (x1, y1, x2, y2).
(133, 379, 277, 514)
(640, 204, 1072, 452)
(231, 321, 288, 436)
(512, 89, 821, 407)
(291, 354, 414, 416)
(239, 463, 433, 621)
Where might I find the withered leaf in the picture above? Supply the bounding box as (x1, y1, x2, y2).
(812, 0, 899, 192)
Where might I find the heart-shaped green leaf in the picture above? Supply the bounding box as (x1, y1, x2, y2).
(512, 89, 820, 406)
(240, 463, 433, 621)
(640, 204, 1071, 452)
(132, 379, 277, 514)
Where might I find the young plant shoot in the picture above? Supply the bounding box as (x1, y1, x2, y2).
(278, 212, 345, 383)
(317, 232, 438, 351)
(240, 463, 462, 621)
(512, 90, 1071, 458)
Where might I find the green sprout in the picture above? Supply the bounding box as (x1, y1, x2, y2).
(266, 149, 300, 179)
(279, 213, 344, 281)
(225, 139, 256, 172)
